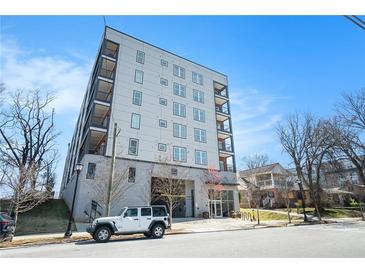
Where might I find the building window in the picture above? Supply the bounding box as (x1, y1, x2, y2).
(195, 150, 208, 165)
(128, 138, 139, 156)
(131, 113, 141, 129)
(193, 108, 205, 122)
(160, 78, 168, 86)
(193, 89, 204, 103)
(128, 167, 136, 183)
(134, 69, 144, 84)
(173, 146, 187, 162)
(173, 83, 186, 97)
(86, 163, 96, 179)
(136, 50, 145, 64)
(192, 71, 203, 85)
(159, 119, 167, 128)
(161, 59, 168, 67)
(173, 102, 186, 117)
(159, 97, 167, 106)
(132, 90, 142, 106)
(158, 143, 167, 151)
(173, 123, 187, 139)
(194, 128, 206, 143)
(173, 64, 185, 79)
(171, 168, 178, 176)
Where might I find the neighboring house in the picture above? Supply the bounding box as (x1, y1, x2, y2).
(239, 163, 310, 208)
(60, 26, 239, 222)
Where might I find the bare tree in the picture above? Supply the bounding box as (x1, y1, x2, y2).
(277, 113, 333, 221)
(0, 89, 59, 231)
(242, 154, 270, 170)
(276, 174, 296, 223)
(150, 155, 188, 228)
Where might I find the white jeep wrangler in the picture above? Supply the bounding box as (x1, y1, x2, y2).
(86, 205, 170, 242)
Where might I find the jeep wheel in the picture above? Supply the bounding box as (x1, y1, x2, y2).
(144, 232, 152, 238)
(94, 226, 111, 243)
(151, 223, 165, 239)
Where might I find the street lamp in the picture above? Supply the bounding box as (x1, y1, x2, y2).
(64, 163, 83, 237)
(297, 179, 308, 222)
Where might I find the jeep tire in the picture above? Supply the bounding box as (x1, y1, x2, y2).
(94, 226, 111, 243)
(151, 223, 165, 239)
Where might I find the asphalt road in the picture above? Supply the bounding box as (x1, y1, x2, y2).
(1, 221, 365, 257)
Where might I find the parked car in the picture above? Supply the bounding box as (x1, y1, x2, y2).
(87, 205, 170, 243)
(0, 212, 15, 242)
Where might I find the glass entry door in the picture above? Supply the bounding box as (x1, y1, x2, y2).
(210, 200, 223, 218)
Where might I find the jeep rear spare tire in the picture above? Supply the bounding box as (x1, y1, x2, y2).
(151, 223, 165, 239)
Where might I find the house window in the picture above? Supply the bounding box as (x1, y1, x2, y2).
(193, 89, 204, 103)
(132, 90, 142, 106)
(173, 146, 187, 162)
(194, 128, 206, 143)
(161, 59, 168, 67)
(159, 98, 167, 106)
(131, 113, 141, 129)
(134, 69, 144, 84)
(173, 83, 186, 97)
(160, 78, 168, 86)
(173, 123, 187, 139)
(173, 102, 186, 117)
(128, 167, 136, 183)
(195, 150, 208, 165)
(173, 64, 185, 79)
(158, 143, 167, 151)
(128, 138, 139, 155)
(86, 163, 96, 179)
(136, 50, 145, 64)
(192, 71, 203, 85)
(159, 119, 167, 128)
(193, 108, 205, 122)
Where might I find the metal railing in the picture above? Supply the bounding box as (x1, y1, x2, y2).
(218, 142, 232, 152)
(216, 105, 230, 114)
(215, 89, 228, 98)
(95, 90, 112, 102)
(217, 124, 231, 133)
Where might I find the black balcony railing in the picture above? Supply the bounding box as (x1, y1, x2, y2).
(218, 142, 233, 152)
(216, 105, 230, 115)
(215, 89, 228, 98)
(91, 115, 110, 129)
(217, 124, 231, 133)
(95, 90, 112, 102)
(99, 68, 115, 79)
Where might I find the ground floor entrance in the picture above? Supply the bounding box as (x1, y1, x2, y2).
(209, 200, 223, 218)
(208, 189, 235, 217)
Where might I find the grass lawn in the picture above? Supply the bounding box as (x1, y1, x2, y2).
(296, 208, 362, 218)
(240, 208, 299, 221)
(15, 199, 76, 235)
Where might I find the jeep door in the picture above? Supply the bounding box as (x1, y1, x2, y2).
(120, 208, 140, 232)
(140, 207, 152, 231)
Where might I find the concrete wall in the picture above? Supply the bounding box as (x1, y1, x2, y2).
(62, 154, 239, 222)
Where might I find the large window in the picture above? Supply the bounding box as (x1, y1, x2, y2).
(194, 128, 206, 143)
(173, 146, 187, 162)
(193, 108, 205, 122)
(128, 167, 136, 183)
(131, 113, 141, 129)
(173, 123, 187, 139)
(134, 69, 144, 84)
(86, 163, 96, 179)
(193, 89, 204, 103)
(173, 83, 186, 97)
(173, 102, 186, 117)
(195, 150, 207, 165)
(173, 64, 185, 79)
(132, 90, 142, 106)
(136, 50, 145, 64)
(128, 138, 139, 156)
(192, 71, 203, 85)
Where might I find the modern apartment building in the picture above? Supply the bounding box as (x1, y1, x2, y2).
(61, 26, 239, 221)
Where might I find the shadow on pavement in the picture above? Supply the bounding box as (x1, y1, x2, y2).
(75, 235, 154, 245)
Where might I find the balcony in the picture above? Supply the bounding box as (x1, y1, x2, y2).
(102, 40, 119, 60)
(98, 57, 116, 80)
(218, 141, 233, 153)
(78, 130, 107, 161)
(219, 157, 234, 172)
(94, 79, 113, 103)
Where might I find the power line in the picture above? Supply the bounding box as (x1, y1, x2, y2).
(343, 15, 365, 31)
(103, 15, 107, 27)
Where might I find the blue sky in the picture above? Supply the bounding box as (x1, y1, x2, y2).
(1, 16, 364, 193)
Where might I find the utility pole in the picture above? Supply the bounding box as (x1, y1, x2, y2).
(106, 122, 119, 216)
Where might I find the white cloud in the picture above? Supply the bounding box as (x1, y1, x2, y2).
(230, 87, 286, 167)
(0, 37, 92, 113)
